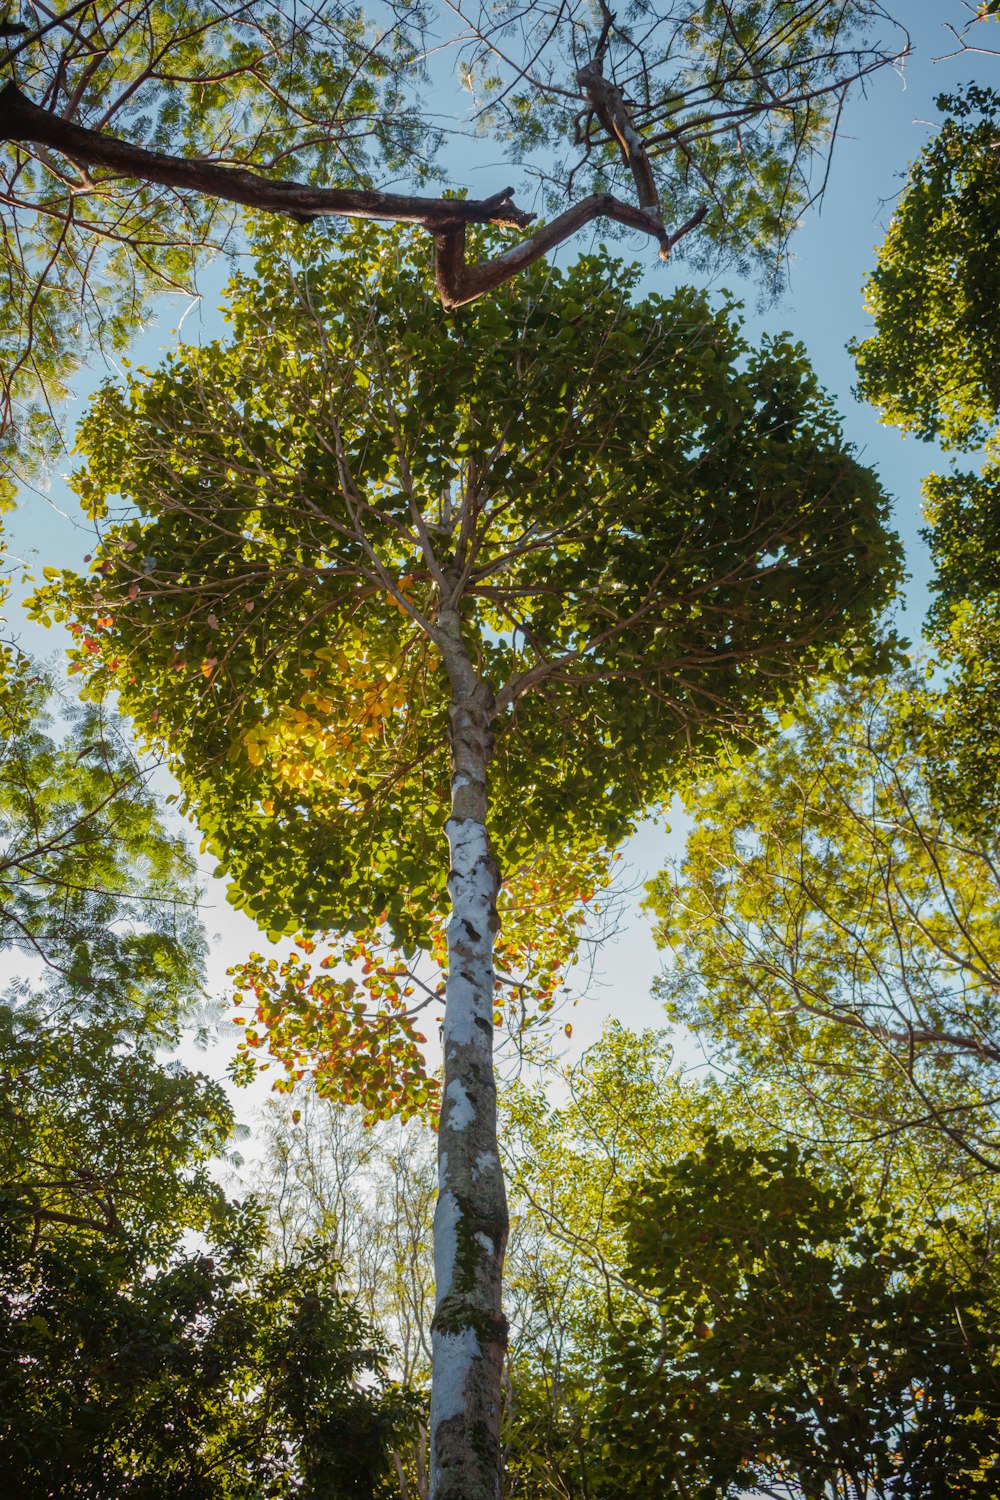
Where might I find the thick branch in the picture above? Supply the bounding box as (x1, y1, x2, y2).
(0, 81, 535, 231)
(13, 1202, 121, 1234)
(576, 58, 665, 232)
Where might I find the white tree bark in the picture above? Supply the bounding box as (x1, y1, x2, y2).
(430, 611, 508, 1500)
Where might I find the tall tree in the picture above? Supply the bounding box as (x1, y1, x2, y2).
(0, 0, 904, 492)
(37, 223, 899, 1499)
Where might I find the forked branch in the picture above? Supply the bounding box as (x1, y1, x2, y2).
(575, 5, 669, 246)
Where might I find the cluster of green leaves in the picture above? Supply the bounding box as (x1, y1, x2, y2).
(854, 85, 1000, 451)
(1, 0, 427, 491)
(2, 1214, 420, 1499)
(913, 458, 1000, 834)
(1, 991, 234, 1252)
(0, 674, 206, 1040)
(595, 1134, 1000, 1498)
(853, 84, 1000, 839)
(34, 220, 899, 967)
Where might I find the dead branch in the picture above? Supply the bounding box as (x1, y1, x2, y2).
(574, 5, 669, 246)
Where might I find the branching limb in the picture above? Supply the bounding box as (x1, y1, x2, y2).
(575, 9, 669, 245)
(434, 197, 706, 310)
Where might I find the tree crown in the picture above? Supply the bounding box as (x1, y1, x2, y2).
(36, 223, 900, 954)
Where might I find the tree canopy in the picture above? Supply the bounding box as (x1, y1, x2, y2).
(853, 84, 1000, 451)
(36, 220, 900, 954)
(646, 675, 1000, 1174)
(594, 1134, 1000, 1498)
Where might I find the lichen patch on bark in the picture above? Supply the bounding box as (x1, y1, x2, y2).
(445, 1077, 477, 1130)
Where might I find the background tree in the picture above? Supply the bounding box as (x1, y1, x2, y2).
(0, 0, 429, 495)
(257, 1093, 438, 1393)
(37, 223, 899, 1499)
(446, 0, 904, 281)
(0, 662, 418, 1496)
(256, 1094, 438, 1497)
(0, 654, 227, 1249)
(645, 674, 1000, 1175)
(0, 0, 905, 493)
(904, 441, 1000, 844)
(498, 1026, 695, 1500)
(852, 82, 1000, 839)
(0, 683, 203, 1036)
(497, 1023, 1000, 1497)
(853, 83, 1000, 452)
(2, 1216, 419, 1498)
(588, 1134, 1000, 1499)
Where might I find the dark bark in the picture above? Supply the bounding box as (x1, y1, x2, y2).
(432, 197, 707, 310)
(0, 81, 535, 229)
(0, 81, 706, 309)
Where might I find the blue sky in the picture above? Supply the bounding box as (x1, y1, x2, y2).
(6, 0, 995, 1076)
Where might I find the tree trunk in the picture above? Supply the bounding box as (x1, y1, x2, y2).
(430, 623, 508, 1500)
